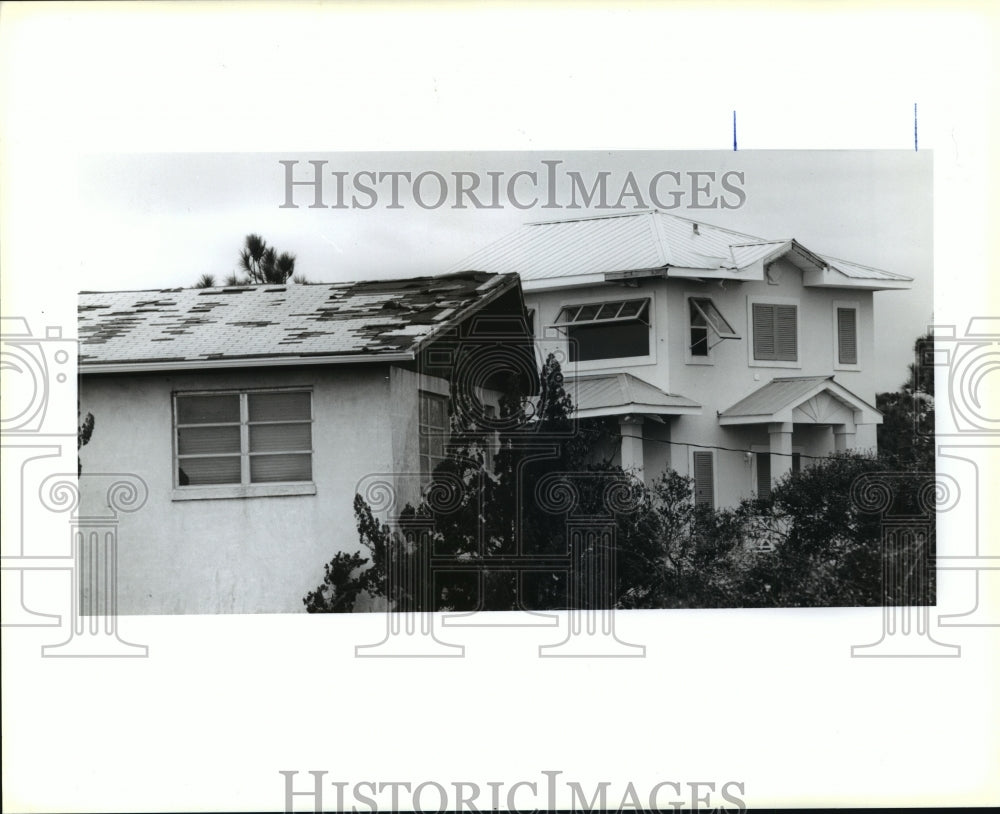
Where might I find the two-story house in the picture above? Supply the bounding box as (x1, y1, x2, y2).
(457, 210, 913, 508)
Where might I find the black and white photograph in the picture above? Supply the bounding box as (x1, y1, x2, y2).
(2, 3, 997, 812)
(72, 151, 933, 618)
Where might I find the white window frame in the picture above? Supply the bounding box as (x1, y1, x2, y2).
(548, 292, 657, 373)
(419, 389, 450, 485)
(685, 293, 739, 365)
(746, 294, 801, 370)
(172, 387, 316, 502)
(832, 299, 862, 371)
(690, 448, 716, 509)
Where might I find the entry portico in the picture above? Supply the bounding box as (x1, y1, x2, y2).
(718, 375, 881, 487)
(567, 372, 700, 482)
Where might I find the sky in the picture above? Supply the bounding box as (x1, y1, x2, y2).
(71, 149, 932, 388)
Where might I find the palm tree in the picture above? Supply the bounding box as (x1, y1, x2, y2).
(194, 273, 216, 288)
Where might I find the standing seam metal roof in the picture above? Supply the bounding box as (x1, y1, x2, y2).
(718, 376, 834, 417)
(568, 372, 700, 415)
(454, 210, 912, 283)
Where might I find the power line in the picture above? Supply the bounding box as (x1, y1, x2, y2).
(602, 431, 865, 463)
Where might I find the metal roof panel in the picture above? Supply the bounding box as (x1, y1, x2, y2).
(719, 376, 833, 418)
(569, 372, 700, 416)
(455, 211, 912, 285)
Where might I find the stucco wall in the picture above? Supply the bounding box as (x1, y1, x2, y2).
(79, 364, 399, 614)
(525, 264, 881, 506)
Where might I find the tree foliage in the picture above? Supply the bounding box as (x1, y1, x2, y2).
(306, 334, 936, 612)
(77, 410, 94, 475)
(190, 234, 305, 288)
(877, 332, 934, 470)
(238, 233, 297, 285)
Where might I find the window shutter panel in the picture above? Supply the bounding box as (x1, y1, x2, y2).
(693, 451, 714, 507)
(775, 305, 797, 361)
(752, 304, 775, 359)
(756, 453, 771, 499)
(837, 307, 858, 364)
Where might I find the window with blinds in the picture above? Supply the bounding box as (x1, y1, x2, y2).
(752, 303, 798, 362)
(692, 451, 714, 508)
(836, 307, 858, 365)
(175, 390, 313, 487)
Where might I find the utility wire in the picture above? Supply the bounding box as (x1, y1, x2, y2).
(603, 431, 868, 462)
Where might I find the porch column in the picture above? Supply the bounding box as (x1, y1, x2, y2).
(768, 421, 793, 485)
(834, 421, 857, 452)
(619, 415, 644, 480)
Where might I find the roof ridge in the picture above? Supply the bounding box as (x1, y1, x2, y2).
(527, 209, 659, 226)
(655, 211, 769, 243)
(646, 210, 673, 267)
(618, 371, 632, 403)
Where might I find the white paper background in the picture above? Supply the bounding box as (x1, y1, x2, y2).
(2, 2, 998, 811)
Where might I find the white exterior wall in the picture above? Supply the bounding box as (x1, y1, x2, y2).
(524, 259, 879, 506)
(79, 364, 417, 614)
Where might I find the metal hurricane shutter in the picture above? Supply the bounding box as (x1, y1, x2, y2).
(756, 452, 771, 499)
(693, 451, 714, 507)
(837, 307, 858, 364)
(774, 305, 797, 361)
(752, 303, 775, 360)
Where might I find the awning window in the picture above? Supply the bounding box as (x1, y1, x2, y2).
(554, 298, 651, 328)
(689, 297, 739, 351)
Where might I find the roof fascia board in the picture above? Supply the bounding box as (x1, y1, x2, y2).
(80, 351, 414, 375)
(603, 268, 669, 282)
(576, 404, 701, 419)
(784, 240, 830, 273)
(802, 269, 912, 290)
(667, 264, 763, 281)
(521, 273, 608, 292)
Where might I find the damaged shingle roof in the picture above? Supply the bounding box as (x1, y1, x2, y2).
(78, 271, 518, 372)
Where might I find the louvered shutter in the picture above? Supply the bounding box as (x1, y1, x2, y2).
(752, 304, 775, 360)
(774, 305, 797, 361)
(837, 307, 858, 364)
(756, 452, 771, 499)
(693, 451, 714, 508)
